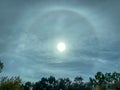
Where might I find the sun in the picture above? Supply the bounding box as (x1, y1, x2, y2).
(57, 42, 66, 52)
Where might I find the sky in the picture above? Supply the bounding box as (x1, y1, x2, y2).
(0, 0, 120, 82)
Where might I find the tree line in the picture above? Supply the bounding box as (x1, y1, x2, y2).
(0, 61, 120, 90)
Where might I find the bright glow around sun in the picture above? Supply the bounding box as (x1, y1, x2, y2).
(57, 42, 66, 52)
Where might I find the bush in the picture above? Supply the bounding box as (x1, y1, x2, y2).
(0, 76, 22, 90)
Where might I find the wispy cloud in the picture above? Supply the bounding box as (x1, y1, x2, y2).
(0, 0, 120, 81)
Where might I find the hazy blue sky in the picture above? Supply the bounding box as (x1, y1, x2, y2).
(0, 0, 120, 81)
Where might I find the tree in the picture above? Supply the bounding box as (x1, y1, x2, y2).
(58, 78, 66, 90)
(0, 76, 22, 90)
(73, 76, 85, 90)
(74, 76, 83, 85)
(33, 77, 48, 90)
(47, 76, 56, 90)
(112, 72, 120, 83)
(107, 72, 120, 89)
(89, 72, 105, 90)
(24, 81, 33, 90)
(48, 76, 56, 85)
(0, 61, 3, 73)
(64, 78, 71, 90)
(105, 72, 112, 84)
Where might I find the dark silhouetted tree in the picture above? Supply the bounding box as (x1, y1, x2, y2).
(89, 72, 105, 90)
(0, 60, 3, 73)
(24, 81, 33, 90)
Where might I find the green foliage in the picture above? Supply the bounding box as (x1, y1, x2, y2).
(74, 76, 83, 85)
(89, 72, 120, 90)
(105, 72, 112, 83)
(32, 76, 89, 90)
(23, 81, 33, 90)
(89, 71, 105, 89)
(0, 76, 22, 90)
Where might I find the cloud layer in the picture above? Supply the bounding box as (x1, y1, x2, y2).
(0, 0, 120, 81)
